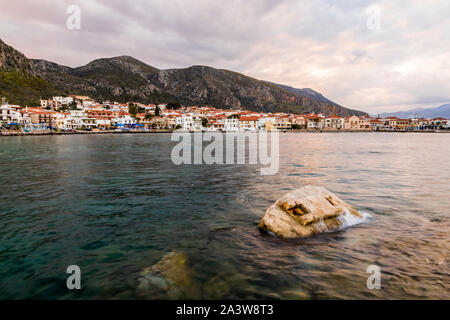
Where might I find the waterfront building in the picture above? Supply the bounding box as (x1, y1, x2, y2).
(276, 116, 292, 130)
(344, 115, 360, 130)
(258, 117, 277, 131)
(291, 116, 307, 129)
(239, 116, 259, 131)
(325, 115, 344, 129)
(208, 120, 224, 131)
(224, 117, 239, 132)
(394, 118, 409, 130)
(0, 104, 22, 125)
(80, 117, 98, 129)
(4, 94, 450, 134)
(175, 115, 194, 130)
(307, 114, 325, 129)
(112, 112, 136, 127)
(30, 110, 54, 126)
(359, 117, 372, 130)
(370, 118, 384, 130)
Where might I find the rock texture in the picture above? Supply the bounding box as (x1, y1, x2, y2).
(258, 186, 362, 238)
(0, 39, 62, 107)
(137, 251, 197, 299)
(0, 39, 35, 74)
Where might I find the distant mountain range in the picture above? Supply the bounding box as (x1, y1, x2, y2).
(378, 104, 450, 119)
(0, 38, 366, 116)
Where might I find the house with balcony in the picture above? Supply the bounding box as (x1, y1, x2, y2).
(239, 116, 259, 131)
(0, 104, 21, 125)
(307, 114, 325, 129)
(30, 110, 54, 126)
(87, 110, 114, 128)
(224, 117, 239, 132)
(290, 116, 307, 129)
(112, 112, 136, 128)
(325, 115, 344, 129)
(370, 118, 384, 130)
(276, 116, 292, 130)
(175, 115, 194, 130)
(344, 116, 360, 130)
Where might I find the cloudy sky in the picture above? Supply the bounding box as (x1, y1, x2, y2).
(1, 0, 449, 113)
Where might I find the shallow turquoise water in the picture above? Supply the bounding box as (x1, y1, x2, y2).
(0, 133, 448, 299)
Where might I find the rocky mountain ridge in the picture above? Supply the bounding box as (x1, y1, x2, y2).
(1, 38, 366, 116)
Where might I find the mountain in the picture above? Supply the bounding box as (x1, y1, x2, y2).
(0, 39, 62, 106)
(0, 39, 35, 74)
(267, 82, 364, 116)
(267, 82, 336, 105)
(379, 104, 450, 119)
(1, 38, 366, 116)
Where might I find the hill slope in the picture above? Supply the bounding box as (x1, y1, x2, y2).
(267, 82, 364, 116)
(0, 39, 62, 106)
(32, 58, 366, 116)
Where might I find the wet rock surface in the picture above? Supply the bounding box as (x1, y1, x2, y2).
(137, 251, 196, 299)
(258, 185, 362, 238)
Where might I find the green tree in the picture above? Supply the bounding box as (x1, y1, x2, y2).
(201, 117, 208, 127)
(69, 100, 78, 110)
(167, 102, 181, 110)
(128, 103, 138, 116)
(155, 106, 161, 117)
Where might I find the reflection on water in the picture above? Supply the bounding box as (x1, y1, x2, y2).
(0, 133, 448, 299)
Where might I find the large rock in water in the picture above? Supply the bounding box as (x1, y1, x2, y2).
(258, 186, 362, 238)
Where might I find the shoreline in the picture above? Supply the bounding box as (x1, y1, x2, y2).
(1, 129, 449, 137)
(0, 129, 174, 136)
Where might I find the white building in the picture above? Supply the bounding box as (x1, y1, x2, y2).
(193, 116, 203, 131)
(176, 115, 194, 130)
(307, 115, 325, 129)
(65, 110, 86, 129)
(325, 115, 344, 129)
(40, 99, 50, 109)
(224, 118, 239, 132)
(53, 96, 73, 105)
(52, 113, 70, 130)
(81, 117, 98, 129)
(0, 104, 21, 125)
(19, 108, 32, 125)
(112, 114, 136, 126)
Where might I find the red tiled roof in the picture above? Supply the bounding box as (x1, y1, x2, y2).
(240, 116, 260, 121)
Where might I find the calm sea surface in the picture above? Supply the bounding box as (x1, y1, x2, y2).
(0, 133, 448, 299)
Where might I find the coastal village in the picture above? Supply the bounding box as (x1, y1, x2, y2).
(0, 95, 449, 135)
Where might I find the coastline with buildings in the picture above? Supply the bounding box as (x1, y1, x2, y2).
(1, 95, 449, 136)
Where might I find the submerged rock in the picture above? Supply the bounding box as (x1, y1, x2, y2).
(258, 185, 362, 238)
(203, 273, 251, 299)
(137, 251, 196, 299)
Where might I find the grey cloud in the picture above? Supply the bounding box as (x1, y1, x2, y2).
(0, 0, 449, 112)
